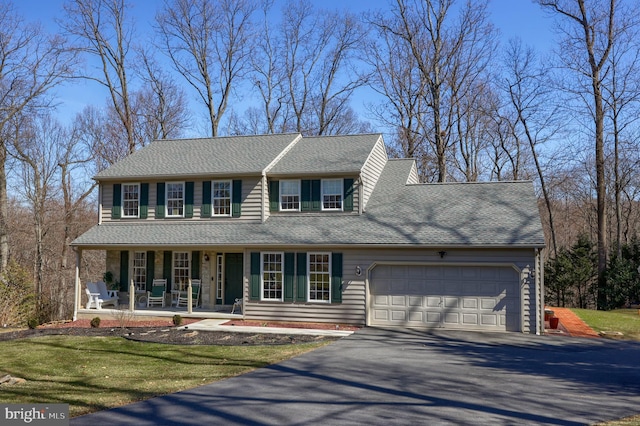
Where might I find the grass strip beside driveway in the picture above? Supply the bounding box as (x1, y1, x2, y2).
(572, 308, 640, 341)
(0, 335, 329, 417)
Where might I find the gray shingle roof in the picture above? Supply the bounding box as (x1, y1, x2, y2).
(94, 133, 301, 180)
(267, 134, 383, 176)
(73, 158, 545, 248)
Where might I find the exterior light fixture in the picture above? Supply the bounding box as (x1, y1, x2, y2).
(438, 251, 447, 259)
(355, 266, 362, 276)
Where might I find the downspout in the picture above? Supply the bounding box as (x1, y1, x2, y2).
(98, 183, 102, 225)
(73, 248, 80, 321)
(261, 173, 266, 223)
(537, 248, 544, 335)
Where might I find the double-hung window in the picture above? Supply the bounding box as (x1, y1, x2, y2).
(321, 179, 342, 211)
(212, 180, 231, 216)
(133, 251, 146, 291)
(173, 251, 190, 290)
(308, 253, 331, 302)
(122, 183, 140, 218)
(166, 182, 184, 217)
(261, 252, 283, 300)
(280, 180, 300, 211)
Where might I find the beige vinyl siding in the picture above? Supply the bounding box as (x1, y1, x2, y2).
(101, 183, 113, 222)
(241, 247, 538, 332)
(242, 248, 366, 326)
(407, 162, 420, 184)
(360, 136, 388, 211)
(101, 177, 264, 223)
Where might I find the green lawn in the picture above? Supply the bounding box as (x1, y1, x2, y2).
(571, 308, 640, 341)
(0, 335, 330, 417)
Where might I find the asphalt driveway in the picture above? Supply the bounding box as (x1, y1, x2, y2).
(71, 327, 640, 425)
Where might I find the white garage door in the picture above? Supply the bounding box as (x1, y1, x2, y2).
(369, 265, 521, 331)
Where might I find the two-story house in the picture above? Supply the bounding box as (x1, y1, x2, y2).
(72, 133, 546, 334)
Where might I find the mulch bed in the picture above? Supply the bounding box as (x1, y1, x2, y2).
(0, 319, 350, 346)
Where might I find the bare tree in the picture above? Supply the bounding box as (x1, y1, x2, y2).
(0, 3, 76, 271)
(502, 39, 561, 258)
(62, 0, 137, 155)
(156, 0, 257, 137)
(134, 49, 191, 142)
(372, 0, 496, 182)
(536, 0, 620, 309)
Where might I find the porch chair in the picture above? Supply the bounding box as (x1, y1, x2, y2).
(85, 281, 119, 309)
(177, 279, 201, 308)
(147, 279, 167, 308)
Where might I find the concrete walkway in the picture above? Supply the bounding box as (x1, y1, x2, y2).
(179, 319, 355, 337)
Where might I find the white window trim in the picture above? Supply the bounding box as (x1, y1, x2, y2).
(132, 251, 146, 291)
(261, 251, 284, 301)
(122, 183, 140, 218)
(307, 252, 331, 303)
(172, 251, 190, 290)
(321, 179, 343, 211)
(166, 181, 185, 218)
(279, 180, 301, 211)
(212, 180, 232, 217)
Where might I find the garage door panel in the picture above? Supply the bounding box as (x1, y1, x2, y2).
(462, 298, 478, 309)
(408, 296, 423, 306)
(463, 313, 479, 325)
(370, 265, 520, 332)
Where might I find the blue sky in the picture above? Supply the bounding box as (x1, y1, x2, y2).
(12, 0, 556, 130)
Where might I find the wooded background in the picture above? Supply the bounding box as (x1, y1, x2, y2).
(1, 0, 639, 326)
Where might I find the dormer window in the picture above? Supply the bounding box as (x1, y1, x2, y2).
(322, 179, 343, 211)
(166, 182, 184, 217)
(280, 180, 300, 211)
(122, 183, 140, 218)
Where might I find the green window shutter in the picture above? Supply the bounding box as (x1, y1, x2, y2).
(112, 184, 121, 219)
(311, 179, 321, 211)
(232, 179, 242, 217)
(284, 252, 295, 302)
(145, 251, 155, 291)
(185, 181, 194, 218)
(296, 252, 307, 302)
(119, 251, 129, 292)
(140, 183, 149, 218)
(331, 252, 343, 303)
(156, 183, 165, 218)
(191, 251, 200, 279)
(343, 178, 354, 212)
(301, 180, 311, 211)
(250, 252, 261, 301)
(163, 251, 172, 290)
(201, 181, 211, 218)
(269, 180, 279, 212)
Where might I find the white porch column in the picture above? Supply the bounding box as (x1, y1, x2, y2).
(129, 279, 135, 311)
(73, 249, 81, 321)
(187, 278, 193, 314)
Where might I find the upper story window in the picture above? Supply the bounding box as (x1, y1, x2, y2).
(322, 179, 343, 211)
(280, 180, 300, 211)
(212, 180, 231, 216)
(166, 182, 184, 217)
(122, 183, 140, 217)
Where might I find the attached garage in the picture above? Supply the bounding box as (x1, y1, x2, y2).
(369, 264, 522, 332)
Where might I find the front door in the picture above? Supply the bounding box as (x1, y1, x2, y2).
(224, 253, 243, 305)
